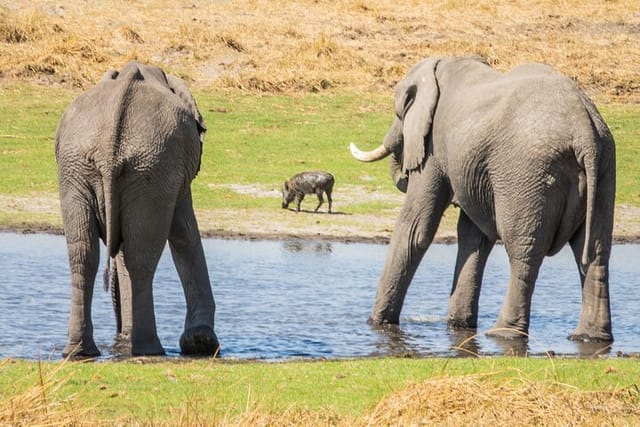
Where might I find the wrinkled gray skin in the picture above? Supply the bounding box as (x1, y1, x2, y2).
(351, 56, 615, 342)
(55, 61, 219, 357)
(282, 171, 334, 213)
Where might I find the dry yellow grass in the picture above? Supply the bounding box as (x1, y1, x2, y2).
(0, 359, 94, 426)
(1, 0, 638, 101)
(230, 374, 640, 426)
(366, 374, 640, 426)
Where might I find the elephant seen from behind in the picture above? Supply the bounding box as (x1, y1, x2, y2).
(351, 55, 615, 342)
(56, 61, 219, 357)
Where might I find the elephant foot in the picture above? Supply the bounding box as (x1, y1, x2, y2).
(114, 333, 165, 357)
(568, 330, 613, 343)
(62, 340, 100, 359)
(180, 325, 220, 356)
(447, 317, 478, 330)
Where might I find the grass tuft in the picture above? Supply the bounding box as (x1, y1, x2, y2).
(0, 359, 94, 426)
(367, 373, 640, 426)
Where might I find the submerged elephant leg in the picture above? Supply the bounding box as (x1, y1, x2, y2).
(115, 199, 173, 356)
(568, 229, 613, 342)
(448, 211, 495, 329)
(487, 253, 544, 339)
(61, 198, 101, 358)
(169, 188, 219, 356)
(370, 161, 451, 325)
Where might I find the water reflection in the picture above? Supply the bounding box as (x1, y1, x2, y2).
(283, 241, 333, 254)
(448, 329, 481, 357)
(370, 323, 422, 358)
(0, 232, 638, 360)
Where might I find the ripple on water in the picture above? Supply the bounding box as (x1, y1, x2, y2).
(0, 232, 638, 360)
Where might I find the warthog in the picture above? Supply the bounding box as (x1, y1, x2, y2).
(282, 171, 334, 213)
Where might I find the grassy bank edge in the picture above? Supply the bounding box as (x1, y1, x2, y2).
(1, 85, 639, 243)
(2, 356, 640, 425)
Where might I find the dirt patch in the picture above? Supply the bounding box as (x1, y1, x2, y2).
(1, 193, 639, 244)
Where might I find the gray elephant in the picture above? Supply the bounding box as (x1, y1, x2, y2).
(55, 61, 219, 357)
(350, 56, 615, 342)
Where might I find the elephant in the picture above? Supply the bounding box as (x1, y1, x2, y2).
(350, 55, 615, 342)
(55, 61, 219, 357)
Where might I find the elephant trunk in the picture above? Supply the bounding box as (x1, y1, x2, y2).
(390, 152, 408, 193)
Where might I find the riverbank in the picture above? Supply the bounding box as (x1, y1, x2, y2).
(1, 192, 639, 244)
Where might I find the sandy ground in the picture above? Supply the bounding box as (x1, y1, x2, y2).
(1, 192, 639, 244)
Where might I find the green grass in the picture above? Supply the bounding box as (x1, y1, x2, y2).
(2, 357, 639, 424)
(0, 85, 72, 195)
(601, 104, 640, 205)
(193, 92, 393, 211)
(2, 85, 636, 214)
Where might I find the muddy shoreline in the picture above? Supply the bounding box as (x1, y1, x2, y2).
(2, 221, 639, 245)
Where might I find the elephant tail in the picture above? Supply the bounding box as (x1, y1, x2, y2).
(102, 171, 120, 292)
(579, 143, 598, 271)
(110, 261, 122, 333)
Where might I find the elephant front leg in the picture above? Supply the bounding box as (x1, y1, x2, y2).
(448, 211, 495, 329)
(169, 189, 219, 356)
(370, 162, 451, 325)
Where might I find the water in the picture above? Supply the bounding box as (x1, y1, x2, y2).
(1, 231, 638, 360)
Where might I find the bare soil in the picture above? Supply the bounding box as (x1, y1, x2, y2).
(2, 192, 639, 244)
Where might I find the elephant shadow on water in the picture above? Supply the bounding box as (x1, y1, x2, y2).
(56, 61, 219, 358)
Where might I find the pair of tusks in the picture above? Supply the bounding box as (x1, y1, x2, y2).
(349, 143, 390, 162)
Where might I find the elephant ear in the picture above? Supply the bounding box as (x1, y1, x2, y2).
(100, 69, 120, 81)
(167, 75, 207, 135)
(396, 57, 441, 173)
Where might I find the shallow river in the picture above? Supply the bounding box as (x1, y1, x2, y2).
(1, 232, 638, 360)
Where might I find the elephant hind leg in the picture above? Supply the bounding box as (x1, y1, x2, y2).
(61, 197, 101, 358)
(568, 230, 613, 342)
(487, 251, 544, 340)
(169, 188, 219, 356)
(116, 197, 174, 356)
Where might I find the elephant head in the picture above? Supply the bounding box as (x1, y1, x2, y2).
(350, 57, 441, 192)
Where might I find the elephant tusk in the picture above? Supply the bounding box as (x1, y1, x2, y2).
(349, 142, 391, 162)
